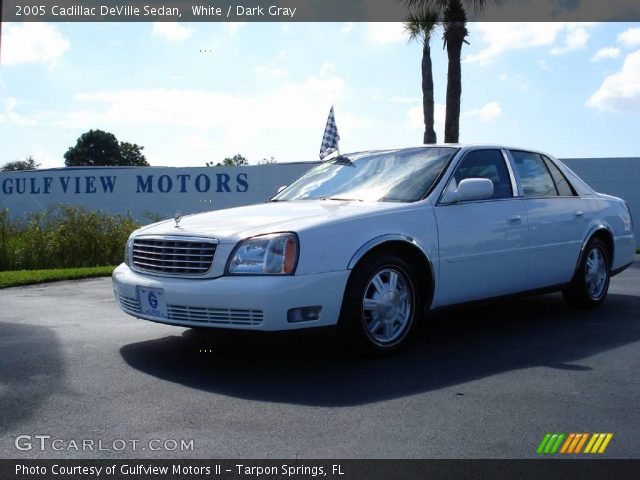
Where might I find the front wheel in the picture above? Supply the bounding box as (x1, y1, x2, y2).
(338, 253, 422, 355)
(562, 238, 611, 308)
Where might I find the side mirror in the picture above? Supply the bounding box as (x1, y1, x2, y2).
(277, 185, 288, 194)
(442, 178, 494, 203)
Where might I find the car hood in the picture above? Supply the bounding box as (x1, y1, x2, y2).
(136, 200, 404, 243)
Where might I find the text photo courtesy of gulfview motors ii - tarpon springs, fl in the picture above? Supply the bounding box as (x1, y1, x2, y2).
(1, 1, 640, 479)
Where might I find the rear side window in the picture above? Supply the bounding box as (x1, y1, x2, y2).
(543, 156, 576, 196)
(453, 149, 513, 200)
(511, 151, 558, 197)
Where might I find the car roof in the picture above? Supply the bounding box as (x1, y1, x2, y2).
(343, 144, 557, 160)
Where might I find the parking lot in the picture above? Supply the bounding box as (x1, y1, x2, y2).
(1, 259, 639, 459)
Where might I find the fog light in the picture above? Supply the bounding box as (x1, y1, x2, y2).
(287, 306, 322, 323)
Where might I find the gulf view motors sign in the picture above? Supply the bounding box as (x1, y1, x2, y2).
(0, 163, 315, 222)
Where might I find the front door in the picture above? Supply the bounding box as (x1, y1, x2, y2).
(434, 149, 529, 306)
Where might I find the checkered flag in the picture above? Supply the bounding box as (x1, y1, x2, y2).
(319, 106, 340, 160)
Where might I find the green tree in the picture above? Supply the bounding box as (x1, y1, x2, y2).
(407, 0, 496, 143)
(207, 154, 249, 167)
(2, 156, 40, 171)
(64, 129, 149, 167)
(118, 141, 149, 167)
(405, 7, 440, 144)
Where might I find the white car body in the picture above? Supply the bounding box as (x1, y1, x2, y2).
(112, 145, 635, 336)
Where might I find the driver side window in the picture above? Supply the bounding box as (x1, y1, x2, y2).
(452, 149, 513, 200)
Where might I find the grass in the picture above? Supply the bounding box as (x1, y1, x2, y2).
(0, 266, 115, 289)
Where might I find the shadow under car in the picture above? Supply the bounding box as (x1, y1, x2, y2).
(119, 292, 640, 407)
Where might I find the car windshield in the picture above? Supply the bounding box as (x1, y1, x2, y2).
(271, 147, 457, 203)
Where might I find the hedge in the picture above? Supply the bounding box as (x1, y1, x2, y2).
(0, 205, 148, 271)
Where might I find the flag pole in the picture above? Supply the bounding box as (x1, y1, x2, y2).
(335, 106, 340, 157)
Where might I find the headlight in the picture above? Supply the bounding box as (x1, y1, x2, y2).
(124, 235, 134, 266)
(227, 233, 298, 275)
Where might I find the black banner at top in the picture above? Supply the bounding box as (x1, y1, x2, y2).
(2, 0, 640, 22)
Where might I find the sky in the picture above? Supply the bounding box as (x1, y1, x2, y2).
(0, 21, 639, 169)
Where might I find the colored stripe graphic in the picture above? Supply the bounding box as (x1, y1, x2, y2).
(560, 433, 575, 453)
(537, 434, 552, 454)
(567, 433, 583, 453)
(550, 434, 565, 453)
(598, 434, 613, 453)
(574, 433, 589, 453)
(585, 433, 613, 454)
(537, 433, 565, 454)
(539, 433, 613, 454)
(584, 434, 598, 453)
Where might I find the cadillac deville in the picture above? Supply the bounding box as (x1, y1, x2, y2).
(113, 146, 636, 353)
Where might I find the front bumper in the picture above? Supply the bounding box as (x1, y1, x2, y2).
(112, 264, 350, 331)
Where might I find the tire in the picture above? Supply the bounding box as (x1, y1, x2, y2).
(562, 238, 611, 309)
(338, 252, 423, 355)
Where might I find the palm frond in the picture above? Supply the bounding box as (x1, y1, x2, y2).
(404, 6, 440, 42)
(403, 0, 503, 15)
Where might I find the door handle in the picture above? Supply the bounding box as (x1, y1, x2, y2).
(507, 215, 522, 225)
(574, 210, 584, 218)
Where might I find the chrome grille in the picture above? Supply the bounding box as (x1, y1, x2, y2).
(168, 305, 264, 326)
(116, 293, 140, 315)
(132, 237, 217, 276)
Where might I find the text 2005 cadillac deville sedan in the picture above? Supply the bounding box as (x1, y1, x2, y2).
(113, 146, 636, 353)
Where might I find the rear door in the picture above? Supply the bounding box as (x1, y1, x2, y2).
(509, 150, 587, 289)
(434, 149, 529, 306)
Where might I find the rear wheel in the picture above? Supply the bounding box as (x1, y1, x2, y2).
(338, 253, 422, 355)
(562, 238, 611, 308)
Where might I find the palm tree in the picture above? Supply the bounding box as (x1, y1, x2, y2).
(405, 8, 440, 144)
(406, 0, 497, 143)
(441, 0, 468, 143)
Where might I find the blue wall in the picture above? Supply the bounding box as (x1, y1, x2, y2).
(1, 157, 638, 240)
(563, 158, 640, 240)
(0, 163, 313, 222)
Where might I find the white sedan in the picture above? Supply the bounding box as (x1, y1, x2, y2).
(112, 145, 636, 353)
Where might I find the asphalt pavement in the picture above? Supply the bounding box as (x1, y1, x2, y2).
(1, 259, 639, 459)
